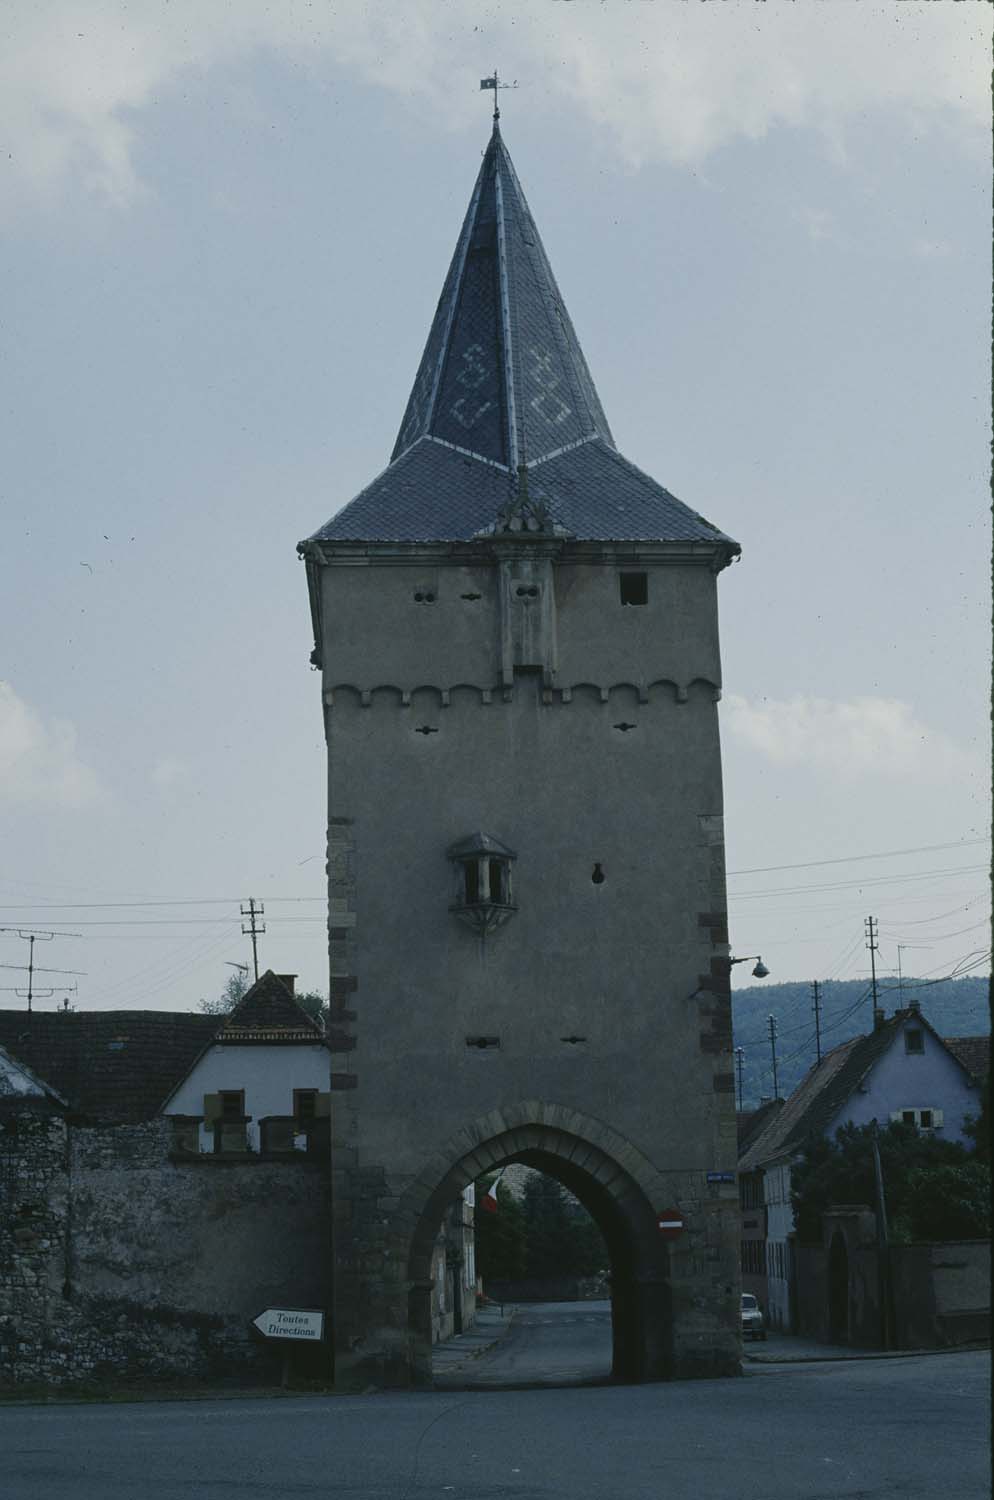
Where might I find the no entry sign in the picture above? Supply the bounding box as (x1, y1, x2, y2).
(657, 1209, 684, 1241)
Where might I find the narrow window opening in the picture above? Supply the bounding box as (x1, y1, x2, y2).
(460, 592, 482, 601)
(465, 1036, 500, 1050)
(619, 571, 648, 606)
(905, 1029, 924, 1054)
(902, 1110, 916, 1126)
(920, 1109, 933, 1129)
(613, 722, 637, 733)
(591, 863, 605, 885)
(488, 859, 505, 904)
(414, 724, 439, 736)
(464, 861, 480, 905)
(220, 1090, 244, 1120)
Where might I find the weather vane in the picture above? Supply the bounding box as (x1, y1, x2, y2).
(479, 70, 517, 125)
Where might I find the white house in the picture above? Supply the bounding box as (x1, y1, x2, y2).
(162, 971, 332, 1155)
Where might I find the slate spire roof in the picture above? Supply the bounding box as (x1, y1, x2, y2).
(391, 122, 613, 473)
(305, 126, 739, 551)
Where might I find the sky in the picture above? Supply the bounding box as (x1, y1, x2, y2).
(1, 1, 990, 1015)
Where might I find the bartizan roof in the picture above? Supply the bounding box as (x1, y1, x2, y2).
(305, 126, 738, 551)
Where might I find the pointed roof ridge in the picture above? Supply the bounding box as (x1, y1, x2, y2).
(390, 127, 614, 476)
(221, 970, 324, 1040)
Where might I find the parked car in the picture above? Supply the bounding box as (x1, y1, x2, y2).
(741, 1292, 766, 1340)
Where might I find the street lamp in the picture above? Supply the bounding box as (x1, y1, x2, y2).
(730, 955, 770, 979)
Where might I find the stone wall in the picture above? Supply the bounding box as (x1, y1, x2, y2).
(795, 1210, 990, 1350)
(0, 1103, 330, 1388)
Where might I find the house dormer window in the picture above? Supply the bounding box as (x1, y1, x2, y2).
(447, 832, 517, 934)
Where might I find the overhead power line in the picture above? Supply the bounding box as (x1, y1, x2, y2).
(732, 863, 987, 902)
(728, 837, 988, 878)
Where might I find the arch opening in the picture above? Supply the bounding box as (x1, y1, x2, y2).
(828, 1231, 849, 1344)
(405, 1125, 671, 1389)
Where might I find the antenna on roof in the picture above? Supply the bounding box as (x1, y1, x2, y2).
(479, 70, 517, 126)
(0, 929, 84, 1014)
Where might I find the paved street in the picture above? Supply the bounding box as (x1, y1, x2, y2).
(2, 1346, 988, 1500)
(434, 1300, 612, 1389)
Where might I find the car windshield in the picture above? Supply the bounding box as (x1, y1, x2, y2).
(741, 1294, 758, 1310)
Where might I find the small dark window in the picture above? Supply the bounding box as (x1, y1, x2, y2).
(591, 863, 605, 885)
(919, 1109, 933, 1129)
(905, 1029, 924, 1055)
(464, 861, 480, 905)
(902, 1110, 916, 1126)
(220, 1091, 244, 1120)
(619, 571, 648, 606)
(488, 859, 505, 904)
(294, 1090, 317, 1122)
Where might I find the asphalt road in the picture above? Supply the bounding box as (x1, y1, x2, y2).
(438, 1299, 613, 1389)
(2, 1347, 988, 1500)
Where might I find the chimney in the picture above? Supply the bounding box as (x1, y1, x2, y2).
(873, 1007, 886, 1030)
(908, 998, 921, 1013)
(276, 974, 297, 996)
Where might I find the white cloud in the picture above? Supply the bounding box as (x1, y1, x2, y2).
(151, 756, 188, 790)
(0, 1, 987, 215)
(724, 693, 980, 785)
(0, 681, 104, 808)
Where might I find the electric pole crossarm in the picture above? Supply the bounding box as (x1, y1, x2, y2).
(240, 900, 266, 981)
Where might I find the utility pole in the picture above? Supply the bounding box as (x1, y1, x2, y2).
(240, 900, 265, 982)
(768, 1015, 780, 1101)
(870, 1121, 892, 1350)
(811, 980, 823, 1065)
(734, 1047, 745, 1112)
(865, 915, 880, 1013)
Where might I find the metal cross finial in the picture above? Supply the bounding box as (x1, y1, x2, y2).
(479, 70, 517, 126)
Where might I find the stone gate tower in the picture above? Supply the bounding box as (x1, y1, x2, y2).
(299, 122, 742, 1387)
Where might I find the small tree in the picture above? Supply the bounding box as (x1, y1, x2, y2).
(520, 1174, 605, 1280)
(197, 970, 249, 1016)
(475, 1177, 527, 1281)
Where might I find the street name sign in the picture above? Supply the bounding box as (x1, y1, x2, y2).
(252, 1308, 325, 1341)
(656, 1210, 684, 1240)
(706, 1171, 735, 1185)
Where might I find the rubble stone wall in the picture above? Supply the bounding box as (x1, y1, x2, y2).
(0, 1106, 330, 1388)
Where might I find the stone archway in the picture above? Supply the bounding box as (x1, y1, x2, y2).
(400, 1104, 673, 1387)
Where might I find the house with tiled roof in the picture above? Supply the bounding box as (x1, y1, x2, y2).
(738, 1004, 989, 1330)
(161, 971, 333, 1155)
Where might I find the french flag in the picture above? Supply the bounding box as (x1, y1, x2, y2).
(481, 1168, 505, 1214)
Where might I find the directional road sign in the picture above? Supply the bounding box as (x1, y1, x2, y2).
(252, 1307, 325, 1341)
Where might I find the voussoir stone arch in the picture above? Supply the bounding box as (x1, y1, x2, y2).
(398, 1101, 666, 1269)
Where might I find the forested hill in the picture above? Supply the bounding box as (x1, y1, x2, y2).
(730, 974, 990, 1109)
